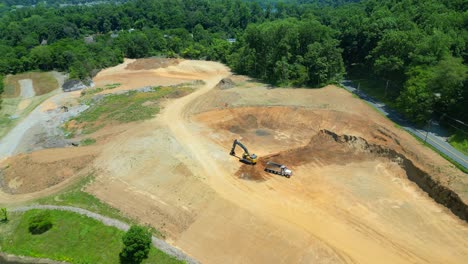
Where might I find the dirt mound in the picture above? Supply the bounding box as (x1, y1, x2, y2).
(215, 78, 235, 90)
(195, 106, 393, 158)
(0, 149, 95, 194)
(236, 129, 468, 221)
(235, 130, 372, 181)
(125, 58, 181, 70)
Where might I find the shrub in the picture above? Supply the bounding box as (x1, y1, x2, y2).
(28, 211, 53, 234)
(120, 225, 152, 264)
(0, 208, 7, 223)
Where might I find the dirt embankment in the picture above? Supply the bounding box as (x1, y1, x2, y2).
(237, 129, 468, 221)
(0, 148, 96, 194)
(125, 58, 182, 70)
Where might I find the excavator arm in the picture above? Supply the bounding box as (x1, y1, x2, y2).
(230, 139, 250, 156)
(230, 139, 257, 165)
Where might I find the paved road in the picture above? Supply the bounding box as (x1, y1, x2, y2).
(341, 80, 468, 170)
(12, 205, 199, 264)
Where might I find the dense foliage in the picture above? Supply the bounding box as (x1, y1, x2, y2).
(230, 18, 344, 86)
(28, 211, 53, 234)
(0, 0, 466, 125)
(120, 225, 152, 264)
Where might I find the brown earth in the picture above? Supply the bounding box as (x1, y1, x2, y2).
(93, 58, 207, 94)
(125, 57, 182, 70)
(1, 60, 468, 263)
(0, 147, 97, 194)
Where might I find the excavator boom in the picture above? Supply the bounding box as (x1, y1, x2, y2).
(230, 139, 257, 165)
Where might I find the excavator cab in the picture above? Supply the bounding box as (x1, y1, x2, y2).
(230, 139, 257, 165)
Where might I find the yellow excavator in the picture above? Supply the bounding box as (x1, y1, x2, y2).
(230, 139, 257, 165)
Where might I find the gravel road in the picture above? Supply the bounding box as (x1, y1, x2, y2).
(11, 205, 199, 264)
(19, 79, 35, 98)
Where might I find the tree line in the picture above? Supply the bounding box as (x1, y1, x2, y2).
(0, 0, 466, 125)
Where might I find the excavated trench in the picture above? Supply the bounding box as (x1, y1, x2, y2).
(196, 106, 467, 222)
(237, 129, 468, 222)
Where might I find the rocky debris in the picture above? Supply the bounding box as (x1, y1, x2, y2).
(63, 79, 95, 92)
(216, 78, 235, 90)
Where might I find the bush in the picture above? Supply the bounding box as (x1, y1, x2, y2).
(28, 211, 53, 234)
(0, 208, 7, 223)
(120, 225, 152, 264)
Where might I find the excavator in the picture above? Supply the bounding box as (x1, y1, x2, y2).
(230, 139, 257, 165)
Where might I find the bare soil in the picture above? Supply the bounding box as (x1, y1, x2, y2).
(0, 147, 96, 194)
(125, 58, 182, 70)
(1, 59, 467, 264)
(93, 58, 204, 94)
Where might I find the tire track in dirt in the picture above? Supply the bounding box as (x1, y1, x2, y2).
(157, 63, 468, 263)
(156, 65, 358, 263)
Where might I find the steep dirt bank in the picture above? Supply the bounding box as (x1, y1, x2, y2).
(239, 129, 468, 221)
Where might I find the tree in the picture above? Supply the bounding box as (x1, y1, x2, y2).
(28, 211, 53, 234)
(120, 225, 152, 264)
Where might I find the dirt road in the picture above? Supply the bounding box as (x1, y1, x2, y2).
(3, 59, 467, 263)
(121, 61, 468, 263)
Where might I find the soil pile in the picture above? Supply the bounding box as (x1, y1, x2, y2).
(236, 129, 468, 221)
(125, 58, 181, 70)
(215, 78, 235, 90)
(0, 150, 95, 194)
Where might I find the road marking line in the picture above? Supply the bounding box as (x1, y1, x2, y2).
(412, 130, 467, 164)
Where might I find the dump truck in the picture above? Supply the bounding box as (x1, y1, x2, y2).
(264, 161, 292, 178)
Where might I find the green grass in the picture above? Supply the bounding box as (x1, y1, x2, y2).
(448, 131, 468, 155)
(65, 86, 192, 136)
(0, 210, 182, 264)
(31, 175, 165, 239)
(33, 176, 130, 223)
(81, 83, 121, 97)
(4, 72, 58, 97)
(80, 138, 96, 146)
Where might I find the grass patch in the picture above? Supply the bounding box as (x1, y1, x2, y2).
(33, 175, 166, 239)
(65, 86, 192, 136)
(4, 72, 58, 98)
(0, 210, 182, 264)
(34, 176, 129, 223)
(80, 138, 96, 146)
(448, 131, 468, 155)
(81, 83, 121, 98)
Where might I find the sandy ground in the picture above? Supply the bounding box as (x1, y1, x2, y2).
(86, 61, 468, 263)
(19, 79, 35, 98)
(0, 91, 84, 160)
(93, 58, 198, 94)
(1, 60, 467, 263)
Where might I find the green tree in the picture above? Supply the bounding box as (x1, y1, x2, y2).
(120, 225, 152, 264)
(429, 56, 467, 118)
(30, 45, 53, 70)
(28, 211, 53, 235)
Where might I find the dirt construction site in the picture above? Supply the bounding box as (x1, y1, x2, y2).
(1, 59, 468, 263)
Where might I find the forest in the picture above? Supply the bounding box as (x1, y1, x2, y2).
(0, 0, 466, 127)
